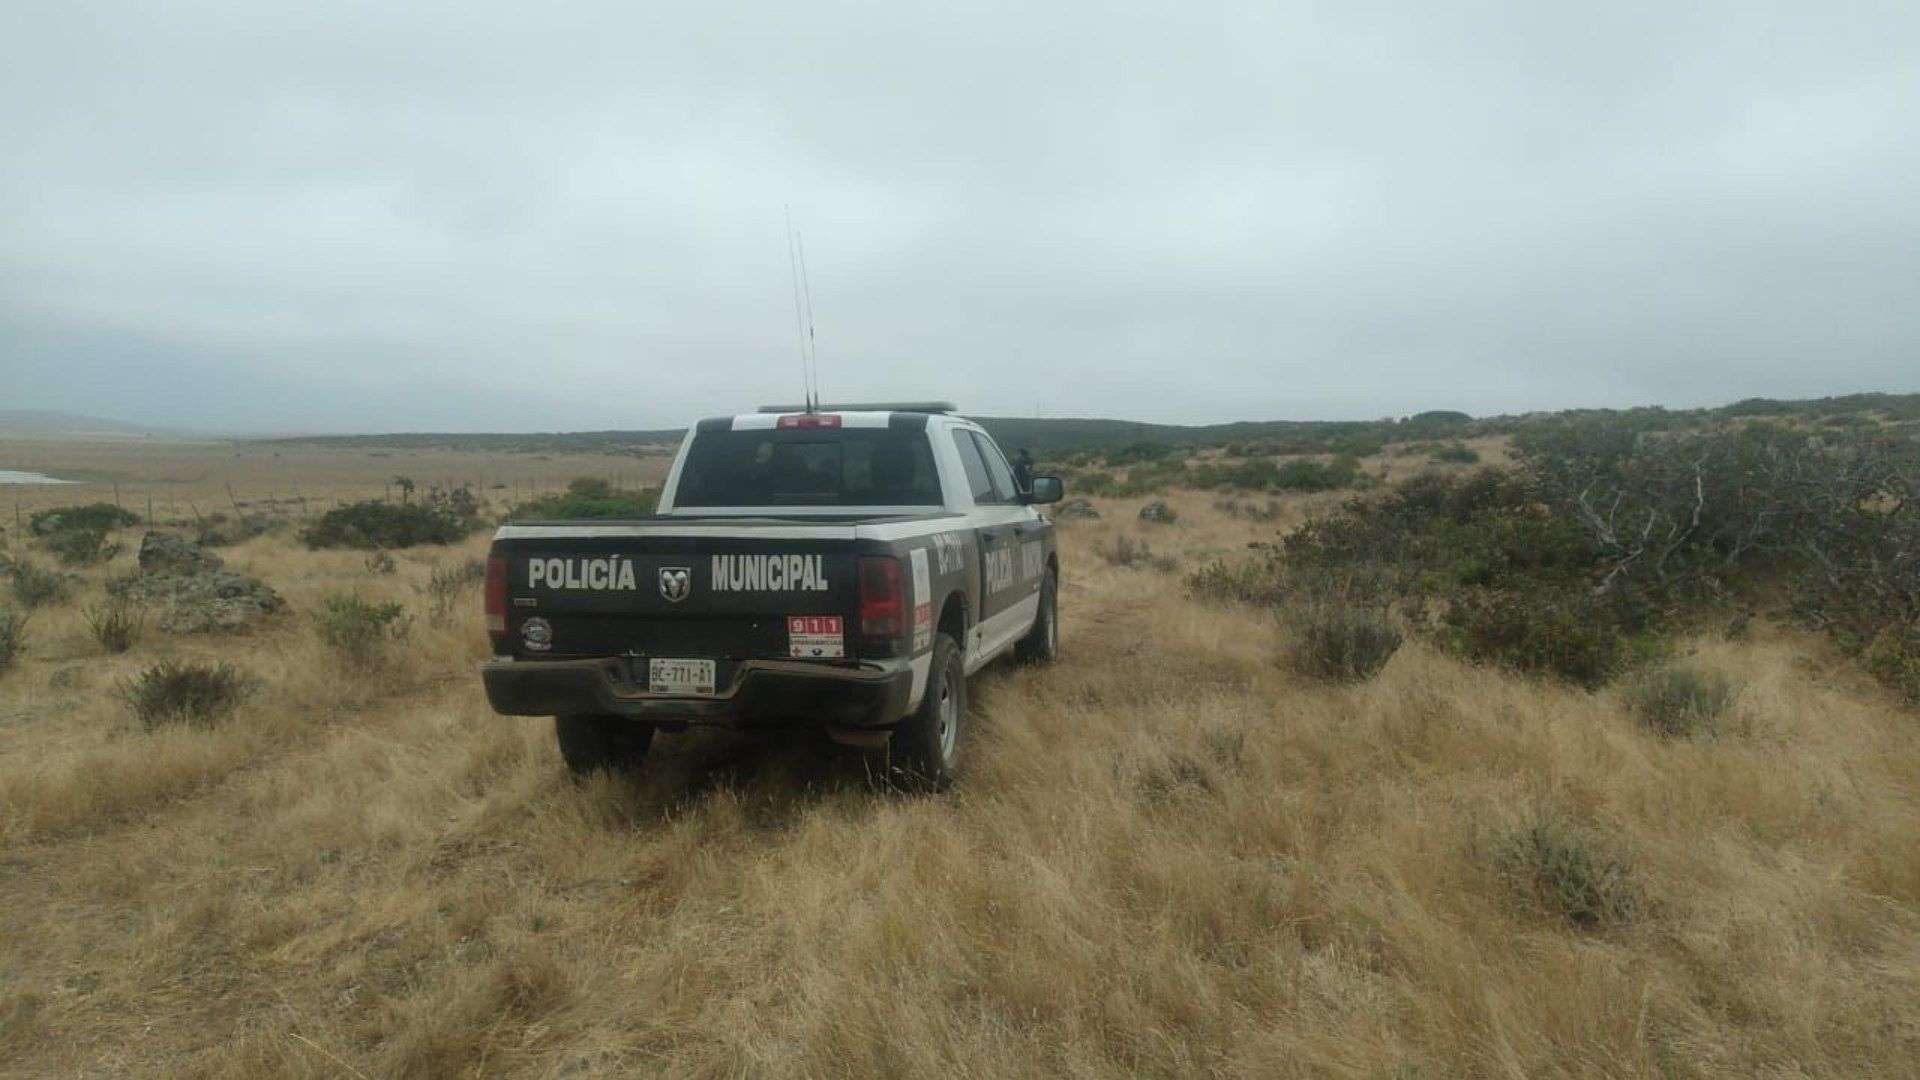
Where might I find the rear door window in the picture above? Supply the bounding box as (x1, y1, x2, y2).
(676, 428, 942, 506)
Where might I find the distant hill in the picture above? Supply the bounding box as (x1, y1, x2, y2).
(256, 391, 1920, 457)
(0, 409, 162, 435)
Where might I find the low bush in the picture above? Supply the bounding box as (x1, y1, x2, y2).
(194, 514, 270, 547)
(84, 597, 145, 654)
(1625, 665, 1735, 737)
(1272, 456, 1360, 492)
(1430, 443, 1481, 464)
(0, 610, 25, 675)
(43, 527, 121, 566)
(423, 559, 487, 623)
(29, 503, 137, 536)
(1072, 471, 1117, 496)
(1859, 623, 1920, 705)
(120, 661, 250, 730)
(1095, 536, 1177, 572)
(1496, 812, 1639, 929)
(1104, 441, 1178, 467)
(1440, 589, 1658, 690)
(8, 562, 70, 608)
(312, 593, 411, 660)
(1288, 604, 1402, 682)
(303, 500, 472, 550)
(511, 478, 658, 520)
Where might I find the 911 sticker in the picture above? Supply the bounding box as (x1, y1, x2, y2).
(910, 548, 933, 653)
(787, 615, 845, 658)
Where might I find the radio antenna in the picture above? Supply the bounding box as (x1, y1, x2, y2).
(783, 205, 813, 411)
(796, 230, 820, 409)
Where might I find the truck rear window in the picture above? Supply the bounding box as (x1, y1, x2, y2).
(674, 428, 943, 507)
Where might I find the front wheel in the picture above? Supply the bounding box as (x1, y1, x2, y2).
(1014, 569, 1059, 666)
(554, 715, 654, 778)
(889, 633, 966, 791)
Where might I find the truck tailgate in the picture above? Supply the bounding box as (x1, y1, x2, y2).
(493, 533, 859, 662)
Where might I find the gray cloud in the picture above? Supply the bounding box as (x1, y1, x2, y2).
(3, 1, 1916, 431)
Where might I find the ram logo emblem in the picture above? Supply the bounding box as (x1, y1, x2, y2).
(658, 566, 692, 603)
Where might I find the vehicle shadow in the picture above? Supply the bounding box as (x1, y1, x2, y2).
(595, 723, 891, 827)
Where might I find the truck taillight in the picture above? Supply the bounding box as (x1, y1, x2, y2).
(485, 554, 507, 634)
(776, 413, 842, 429)
(857, 556, 904, 638)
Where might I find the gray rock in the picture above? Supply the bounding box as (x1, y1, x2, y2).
(113, 568, 282, 633)
(138, 531, 223, 575)
(1138, 500, 1176, 522)
(1055, 498, 1101, 520)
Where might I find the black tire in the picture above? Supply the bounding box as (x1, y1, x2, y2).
(889, 633, 966, 791)
(1014, 569, 1059, 666)
(554, 715, 654, 778)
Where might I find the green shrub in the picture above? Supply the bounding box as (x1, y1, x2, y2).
(1288, 604, 1403, 682)
(1187, 549, 1288, 607)
(1497, 813, 1639, 929)
(120, 661, 250, 730)
(84, 597, 145, 654)
(1073, 471, 1117, 496)
(511, 477, 659, 520)
(1327, 434, 1386, 458)
(1104, 441, 1177, 467)
(312, 593, 411, 659)
(1430, 443, 1480, 465)
(1272, 457, 1359, 492)
(1626, 665, 1735, 737)
(43, 527, 121, 566)
(1860, 623, 1920, 705)
(0, 610, 25, 675)
(1441, 589, 1650, 690)
(8, 562, 70, 608)
(302, 500, 471, 550)
(29, 503, 138, 536)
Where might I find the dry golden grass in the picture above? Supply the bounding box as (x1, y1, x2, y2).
(2, 452, 1918, 1077)
(0, 434, 669, 527)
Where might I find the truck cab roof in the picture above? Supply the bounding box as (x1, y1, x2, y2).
(692, 409, 981, 434)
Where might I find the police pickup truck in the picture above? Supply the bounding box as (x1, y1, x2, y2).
(481, 403, 1064, 788)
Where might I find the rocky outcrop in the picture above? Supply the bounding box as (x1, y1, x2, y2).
(114, 532, 279, 633)
(1055, 498, 1101, 520)
(138, 531, 223, 575)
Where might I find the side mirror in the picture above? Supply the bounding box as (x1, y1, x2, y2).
(1027, 475, 1064, 505)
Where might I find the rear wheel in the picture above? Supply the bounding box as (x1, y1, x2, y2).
(554, 715, 654, 777)
(889, 633, 966, 790)
(1014, 569, 1059, 666)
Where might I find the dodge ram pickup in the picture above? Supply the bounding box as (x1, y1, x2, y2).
(481, 403, 1064, 788)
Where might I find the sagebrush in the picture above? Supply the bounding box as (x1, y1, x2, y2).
(119, 661, 250, 730)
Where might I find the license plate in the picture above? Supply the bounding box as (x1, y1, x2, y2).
(787, 615, 845, 659)
(648, 658, 716, 695)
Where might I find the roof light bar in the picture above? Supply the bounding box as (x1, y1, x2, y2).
(758, 401, 957, 414)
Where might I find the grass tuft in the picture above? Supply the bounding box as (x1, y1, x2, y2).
(1497, 812, 1639, 929)
(1626, 665, 1736, 737)
(1288, 603, 1403, 682)
(119, 660, 250, 730)
(0, 610, 25, 675)
(84, 597, 146, 654)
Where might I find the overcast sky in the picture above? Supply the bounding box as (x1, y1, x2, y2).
(3, 2, 1916, 433)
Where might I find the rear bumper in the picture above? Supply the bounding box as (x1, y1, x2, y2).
(481, 656, 914, 730)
